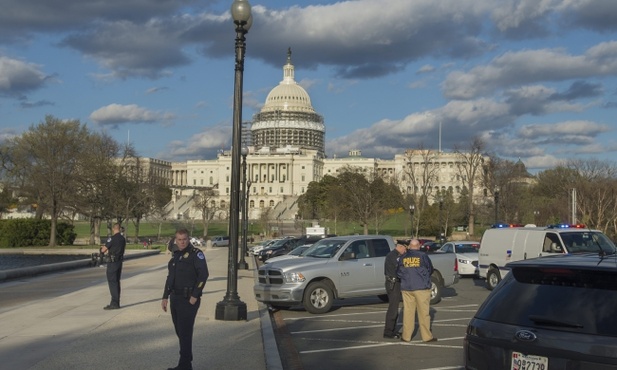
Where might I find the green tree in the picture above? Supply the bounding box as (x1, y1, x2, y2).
(4, 116, 92, 246)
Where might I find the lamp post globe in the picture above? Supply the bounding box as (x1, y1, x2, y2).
(215, 0, 252, 321)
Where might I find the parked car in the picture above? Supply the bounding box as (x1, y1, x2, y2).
(254, 235, 459, 314)
(190, 237, 204, 247)
(258, 237, 302, 261)
(465, 253, 617, 369)
(210, 236, 230, 248)
(251, 239, 281, 256)
(435, 241, 480, 276)
(264, 245, 311, 264)
(421, 241, 442, 253)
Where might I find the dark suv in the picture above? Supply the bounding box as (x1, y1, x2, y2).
(465, 253, 617, 369)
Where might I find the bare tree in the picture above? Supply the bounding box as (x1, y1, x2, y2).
(566, 159, 617, 234)
(454, 137, 487, 236)
(193, 188, 220, 238)
(402, 148, 439, 234)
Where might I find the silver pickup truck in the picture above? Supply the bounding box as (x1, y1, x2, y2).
(254, 235, 459, 314)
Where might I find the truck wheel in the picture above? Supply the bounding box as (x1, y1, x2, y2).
(486, 268, 501, 290)
(430, 275, 442, 305)
(378, 294, 389, 302)
(212, 243, 218, 248)
(303, 281, 334, 314)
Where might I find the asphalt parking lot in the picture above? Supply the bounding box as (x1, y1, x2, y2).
(268, 276, 492, 370)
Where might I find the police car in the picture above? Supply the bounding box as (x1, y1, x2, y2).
(478, 223, 617, 290)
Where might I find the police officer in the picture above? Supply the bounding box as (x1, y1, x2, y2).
(398, 238, 437, 343)
(101, 223, 126, 310)
(161, 228, 209, 370)
(383, 240, 408, 339)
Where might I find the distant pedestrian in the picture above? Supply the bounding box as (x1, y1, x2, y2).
(162, 228, 209, 370)
(398, 238, 437, 343)
(101, 223, 126, 310)
(148, 238, 152, 248)
(383, 240, 408, 339)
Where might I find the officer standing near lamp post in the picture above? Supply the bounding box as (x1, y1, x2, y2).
(161, 228, 209, 370)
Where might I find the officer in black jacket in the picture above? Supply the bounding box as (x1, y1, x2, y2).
(101, 223, 126, 310)
(383, 240, 408, 339)
(162, 228, 209, 370)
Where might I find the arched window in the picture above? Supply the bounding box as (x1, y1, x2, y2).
(269, 200, 275, 207)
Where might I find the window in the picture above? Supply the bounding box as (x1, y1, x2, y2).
(209, 177, 213, 185)
(259, 200, 265, 208)
(193, 179, 196, 185)
(280, 187, 284, 193)
(200, 179, 203, 185)
(372, 239, 391, 257)
(269, 200, 275, 207)
(226, 187, 229, 194)
(226, 175, 230, 182)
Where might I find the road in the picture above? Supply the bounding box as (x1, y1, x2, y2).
(0, 255, 167, 313)
(268, 276, 491, 370)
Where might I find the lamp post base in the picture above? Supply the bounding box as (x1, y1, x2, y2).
(215, 298, 247, 321)
(237, 261, 249, 270)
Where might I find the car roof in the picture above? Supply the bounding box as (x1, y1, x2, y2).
(321, 235, 394, 241)
(506, 253, 617, 271)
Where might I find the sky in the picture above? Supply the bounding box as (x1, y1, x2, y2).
(1, 0, 616, 171)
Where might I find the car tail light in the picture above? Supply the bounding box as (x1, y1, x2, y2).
(454, 258, 458, 272)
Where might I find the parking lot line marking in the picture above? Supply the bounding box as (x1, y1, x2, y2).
(432, 318, 472, 323)
(290, 324, 383, 334)
(283, 310, 386, 321)
(435, 304, 478, 308)
(298, 341, 398, 354)
(296, 337, 465, 354)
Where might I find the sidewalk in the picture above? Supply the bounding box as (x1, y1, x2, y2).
(0, 247, 282, 370)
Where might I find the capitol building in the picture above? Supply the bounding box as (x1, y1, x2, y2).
(164, 50, 489, 221)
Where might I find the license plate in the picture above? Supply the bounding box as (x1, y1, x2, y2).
(511, 351, 548, 370)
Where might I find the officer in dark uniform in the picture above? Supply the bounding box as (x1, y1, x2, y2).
(383, 240, 408, 339)
(161, 228, 209, 370)
(101, 223, 126, 310)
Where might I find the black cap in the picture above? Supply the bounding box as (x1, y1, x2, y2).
(396, 239, 410, 247)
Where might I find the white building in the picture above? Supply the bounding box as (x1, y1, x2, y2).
(167, 51, 490, 221)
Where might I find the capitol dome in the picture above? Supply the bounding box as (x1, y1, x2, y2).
(251, 49, 325, 157)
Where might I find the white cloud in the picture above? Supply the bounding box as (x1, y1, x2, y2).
(90, 103, 174, 126)
(443, 41, 617, 99)
(0, 56, 48, 97)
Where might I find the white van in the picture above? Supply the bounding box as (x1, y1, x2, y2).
(210, 236, 230, 248)
(478, 224, 616, 290)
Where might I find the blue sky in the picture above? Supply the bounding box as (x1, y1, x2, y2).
(1, 0, 616, 171)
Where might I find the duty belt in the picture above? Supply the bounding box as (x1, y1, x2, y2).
(386, 276, 400, 282)
(109, 254, 123, 262)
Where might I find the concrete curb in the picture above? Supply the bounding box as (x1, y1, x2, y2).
(0, 250, 160, 282)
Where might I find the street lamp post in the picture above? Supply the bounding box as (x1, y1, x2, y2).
(494, 187, 500, 224)
(238, 147, 249, 270)
(409, 204, 415, 238)
(215, 0, 252, 321)
(438, 195, 444, 242)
